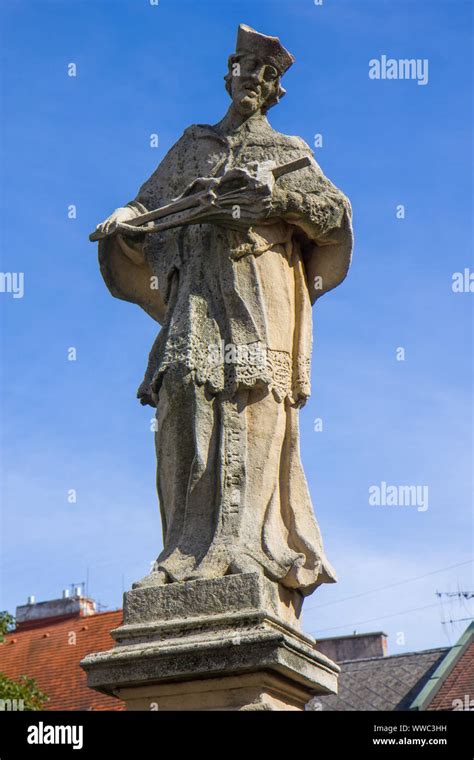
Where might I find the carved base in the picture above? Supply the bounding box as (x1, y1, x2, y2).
(81, 573, 339, 711)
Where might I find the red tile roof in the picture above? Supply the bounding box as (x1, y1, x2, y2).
(427, 640, 474, 711)
(0, 610, 125, 711)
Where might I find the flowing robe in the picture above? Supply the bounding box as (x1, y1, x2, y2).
(98, 114, 353, 596)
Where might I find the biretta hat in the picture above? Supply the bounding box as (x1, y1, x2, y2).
(234, 24, 295, 75)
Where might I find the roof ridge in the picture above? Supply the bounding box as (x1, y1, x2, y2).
(409, 623, 474, 710)
(5, 609, 123, 636)
(339, 647, 449, 664)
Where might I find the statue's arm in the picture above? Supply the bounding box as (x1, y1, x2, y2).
(272, 146, 354, 303)
(96, 134, 189, 324)
(98, 219, 166, 324)
(97, 198, 168, 323)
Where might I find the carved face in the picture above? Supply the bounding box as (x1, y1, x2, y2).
(229, 54, 280, 115)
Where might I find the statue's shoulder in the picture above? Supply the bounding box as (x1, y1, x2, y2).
(182, 123, 206, 135)
(172, 123, 227, 150)
(170, 124, 200, 145)
(165, 124, 210, 149)
(181, 123, 219, 138)
(266, 124, 312, 154)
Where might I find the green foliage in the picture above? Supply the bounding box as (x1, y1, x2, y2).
(0, 673, 49, 710)
(0, 611, 49, 710)
(0, 611, 15, 641)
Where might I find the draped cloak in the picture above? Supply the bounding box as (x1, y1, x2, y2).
(98, 114, 353, 596)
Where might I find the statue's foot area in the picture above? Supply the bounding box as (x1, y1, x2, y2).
(131, 569, 169, 589)
(227, 553, 266, 577)
(131, 556, 264, 589)
(130, 549, 310, 591)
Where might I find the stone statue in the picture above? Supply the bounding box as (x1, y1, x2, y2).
(92, 24, 353, 600)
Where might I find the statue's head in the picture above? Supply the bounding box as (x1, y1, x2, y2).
(224, 24, 295, 116)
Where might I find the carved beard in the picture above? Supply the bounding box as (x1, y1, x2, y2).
(233, 83, 275, 116)
(234, 87, 262, 114)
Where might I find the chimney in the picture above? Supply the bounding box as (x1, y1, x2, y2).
(15, 592, 97, 631)
(316, 631, 388, 662)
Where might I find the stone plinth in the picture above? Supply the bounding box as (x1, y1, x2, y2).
(81, 573, 339, 711)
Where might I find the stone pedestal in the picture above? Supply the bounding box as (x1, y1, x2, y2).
(81, 573, 339, 711)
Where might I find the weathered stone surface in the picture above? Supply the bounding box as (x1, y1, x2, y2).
(90, 23, 353, 597)
(85, 22, 352, 710)
(121, 572, 303, 631)
(81, 574, 339, 711)
(116, 673, 313, 711)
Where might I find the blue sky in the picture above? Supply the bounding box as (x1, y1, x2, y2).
(0, 0, 472, 654)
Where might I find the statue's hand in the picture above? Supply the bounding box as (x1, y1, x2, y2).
(95, 206, 137, 238)
(218, 187, 273, 228)
(196, 174, 273, 229)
